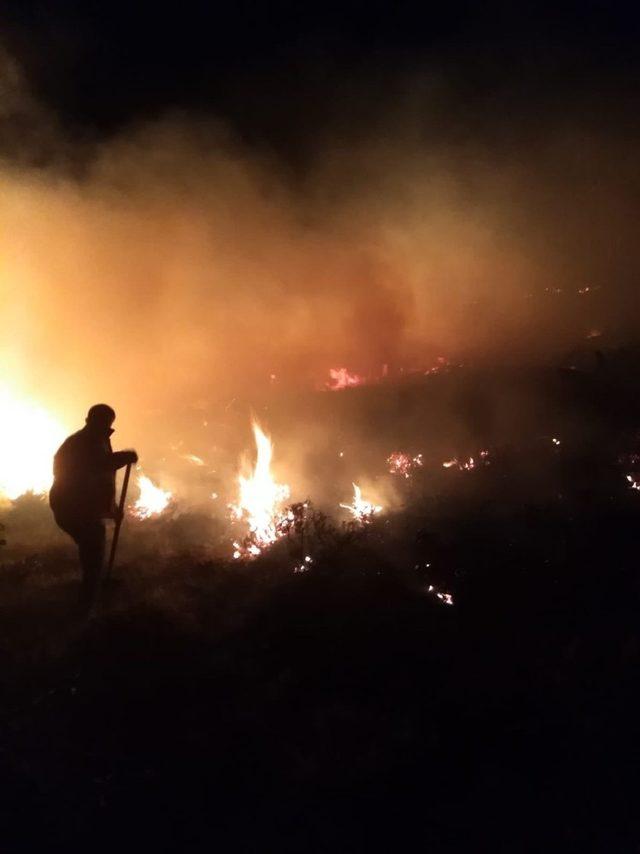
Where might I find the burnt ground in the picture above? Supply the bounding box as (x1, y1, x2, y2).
(1, 362, 640, 852)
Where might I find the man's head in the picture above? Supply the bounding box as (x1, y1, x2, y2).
(86, 403, 116, 435)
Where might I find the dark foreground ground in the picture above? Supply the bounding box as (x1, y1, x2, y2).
(2, 364, 640, 852)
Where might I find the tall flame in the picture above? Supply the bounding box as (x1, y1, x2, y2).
(231, 422, 290, 557)
(0, 384, 67, 500)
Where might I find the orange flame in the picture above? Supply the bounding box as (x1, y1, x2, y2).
(340, 483, 382, 523)
(231, 421, 291, 558)
(132, 474, 172, 519)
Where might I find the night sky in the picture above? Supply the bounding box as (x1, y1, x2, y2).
(2, 1, 640, 160)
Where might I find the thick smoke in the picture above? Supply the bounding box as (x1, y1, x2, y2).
(2, 46, 640, 454)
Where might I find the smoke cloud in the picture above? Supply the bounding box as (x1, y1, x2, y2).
(2, 46, 640, 454)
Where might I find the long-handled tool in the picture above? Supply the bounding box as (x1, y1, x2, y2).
(105, 462, 132, 581)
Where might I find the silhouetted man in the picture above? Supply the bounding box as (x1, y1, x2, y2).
(50, 404, 138, 608)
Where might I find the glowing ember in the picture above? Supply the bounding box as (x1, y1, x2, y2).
(424, 356, 450, 375)
(427, 584, 454, 606)
(340, 483, 382, 523)
(0, 385, 67, 499)
(442, 450, 489, 471)
(293, 555, 313, 573)
(327, 367, 365, 390)
(132, 474, 172, 519)
(443, 456, 475, 470)
(626, 474, 640, 491)
(388, 451, 423, 478)
(231, 421, 291, 558)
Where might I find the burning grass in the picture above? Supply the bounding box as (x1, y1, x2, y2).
(1, 382, 640, 851)
(132, 473, 173, 520)
(230, 421, 291, 559)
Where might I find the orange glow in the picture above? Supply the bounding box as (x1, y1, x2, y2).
(0, 384, 67, 499)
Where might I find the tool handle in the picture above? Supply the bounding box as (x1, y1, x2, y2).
(106, 462, 132, 579)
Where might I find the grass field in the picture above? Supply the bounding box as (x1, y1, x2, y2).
(1, 363, 639, 851)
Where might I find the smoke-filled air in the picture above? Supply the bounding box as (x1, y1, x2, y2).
(2, 45, 640, 519)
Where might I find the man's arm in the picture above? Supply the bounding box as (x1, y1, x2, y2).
(110, 450, 138, 470)
(89, 441, 137, 472)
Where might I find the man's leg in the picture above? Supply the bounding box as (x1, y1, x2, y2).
(77, 521, 106, 608)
